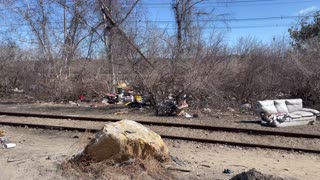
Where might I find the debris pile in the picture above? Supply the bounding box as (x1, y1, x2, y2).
(156, 94, 196, 118)
(102, 82, 149, 108)
(231, 168, 284, 180)
(72, 120, 169, 163)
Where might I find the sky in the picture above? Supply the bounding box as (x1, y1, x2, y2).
(142, 0, 320, 46)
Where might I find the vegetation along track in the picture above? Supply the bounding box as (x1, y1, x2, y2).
(0, 111, 320, 154)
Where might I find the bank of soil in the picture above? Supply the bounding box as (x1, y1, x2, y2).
(0, 126, 319, 180)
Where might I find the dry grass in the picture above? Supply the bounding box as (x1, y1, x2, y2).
(61, 157, 171, 180)
(60, 131, 171, 180)
(1, 37, 320, 110)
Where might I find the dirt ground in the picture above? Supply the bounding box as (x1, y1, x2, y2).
(0, 126, 320, 180)
(0, 102, 320, 179)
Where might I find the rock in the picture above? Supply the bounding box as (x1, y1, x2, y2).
(223, 169, 232, 174)
(74, 120, 169, 163)
(231, 168, 284, 180)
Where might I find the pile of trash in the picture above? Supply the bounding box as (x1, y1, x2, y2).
(156, 94, 197, 118)
(70, 82, 197, 118)
(0, 129, 16, 149)
(67, 82, 151, 108)
(102, 82, 150, 108)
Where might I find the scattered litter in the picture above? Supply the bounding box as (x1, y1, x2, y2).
(4, 143, 16, 149)
(0, 129, 6, 137)
(185, 113, 192, 118)
(0, 130, 16, 149)
(223, 169, 232, 174)
(156, 94, 177, 116)
(177, 98, 189, 116)
(102, 98, 108, 104)
(125, 95, 145, 108)
(69, 101, 80, 106)
(203, 108, 212, 113)
(0, 137, 8, 144)
(13, 87, 24, 93)
(156, 94, 194, 117)
(199, 164, 210, 168)
(105, 93, 118, 104)
(79, 95, 85, 101)
(227, 107, 235, 112)
(117, 82, 128, 89)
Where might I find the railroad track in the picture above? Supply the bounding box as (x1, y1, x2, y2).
(0, 111, 320, 154)
(0, 111, 319, 139)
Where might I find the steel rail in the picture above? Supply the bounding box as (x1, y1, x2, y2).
(1, 121, 320, 154)
(0, 111, 319, 139)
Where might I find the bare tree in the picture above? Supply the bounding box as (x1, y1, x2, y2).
(56, 0, 94, 78)
(12, 0, 53, 60)
(172, 0, 205, 56)
(98, 0, 153, 92)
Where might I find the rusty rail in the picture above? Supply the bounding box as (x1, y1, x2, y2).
(0, 111, 319, 139)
